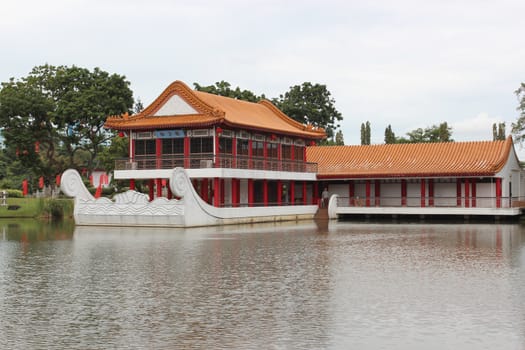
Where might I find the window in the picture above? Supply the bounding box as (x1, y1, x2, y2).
(295, 146, 305, 161)
(251, 140, 264, 158)
(219, 138, 232, 154)
(162, 138, 184, 155)
(237, 139, 249, 156)
(190, 137, 213, 154)
(282, 144, 292, 160)
(135, 139, 156, 156)
(267, 142, 278, 159)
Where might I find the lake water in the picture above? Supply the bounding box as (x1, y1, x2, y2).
(0, 219, 524, 349)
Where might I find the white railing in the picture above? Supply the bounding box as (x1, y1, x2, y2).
(336, 196, 525, 209)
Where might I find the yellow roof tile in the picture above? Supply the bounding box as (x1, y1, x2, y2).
(307, 137, 515, 178)
(105, 80, 326, 139)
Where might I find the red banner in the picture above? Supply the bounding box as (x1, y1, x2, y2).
(22, 179, 28, 196)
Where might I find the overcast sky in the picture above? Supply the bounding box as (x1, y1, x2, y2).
(1, 0, 525, 152)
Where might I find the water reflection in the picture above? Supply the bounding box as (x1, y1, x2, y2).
(0, 219, 75, 242)
(0, 221, 524, 349)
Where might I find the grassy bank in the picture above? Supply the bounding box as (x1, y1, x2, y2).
(0, 198, 74, 218)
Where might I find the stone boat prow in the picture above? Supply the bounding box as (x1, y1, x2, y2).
(61, 167, 318, 227)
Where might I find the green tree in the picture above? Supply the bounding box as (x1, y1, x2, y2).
(404, 122, 453, 143)
(274, 82, 343, 139)
(384, 124, 396, 144)
(335, 130, 345, 145)
(360, 121, 371, 145)
(512, 83, 525, 143)
(193, 80, 263, 102)
(493, 122, 506, 141)
(0, 64, 133, 184)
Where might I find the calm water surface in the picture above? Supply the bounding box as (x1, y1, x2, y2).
(0, 219, 524, 349)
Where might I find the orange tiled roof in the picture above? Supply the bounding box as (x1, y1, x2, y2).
(307, 137, 516, 179)
(105, 81, 326, 139)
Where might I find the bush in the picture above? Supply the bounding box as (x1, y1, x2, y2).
(0, 189, 24, 198)
(42, 199, 73, 220)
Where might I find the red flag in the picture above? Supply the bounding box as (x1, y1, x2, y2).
(22, 179, 28, 196)
(38, 176, 44, 189)
(95, 184, 102, 198)
(56, 174, 61, 186)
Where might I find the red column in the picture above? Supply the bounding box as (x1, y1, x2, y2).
(365, 180, 371, 207)
(290, 180, 295, 205)
(471, 179, 477, 207)
(303, 181, 307, 205)
(248, 179, 254, 207)
(156, 179, 162, 198)
(214, 178, 220, 207)
(420, 179, 426, 207)
(428, 179, 434, 207)
(184, 136, 190, 168)
(148, 179, 154, 201)
(232, 179, 238, 207)
(263, 179, 268, 206)
(456, 179, 462, 207)
(156, 138, 162, 169)
(374, 180, 380, 206)
(496, 178, 502, 208)
(464, 178, 470, 208)
(401, 179, 407, 206)
(129, 179, 135, 190)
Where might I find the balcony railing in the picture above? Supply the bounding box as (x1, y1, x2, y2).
(115, 155, 318, 173)
(336, 196, 525, 209)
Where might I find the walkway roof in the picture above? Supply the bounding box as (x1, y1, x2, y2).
(307, 136, 517, 179)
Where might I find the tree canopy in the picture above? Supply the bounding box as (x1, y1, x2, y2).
(273, 82, 342, 140)
(511, 83, 525, 144)
(493, 122, 506, 141)
(193, 80, 264, 102)
(384, 124, 396, 144)
(0, 64, 133, 188)
(194, 80, 343, 142)
(380, 122, 453, 144)
(360, 121, 371, 145)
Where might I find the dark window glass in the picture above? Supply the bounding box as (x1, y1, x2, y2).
(237, 139, 249, 156)
(162, 138, 184, 155)
(282, 145, 292, 159)
(190, 137, 213, 154)
(219, 138, 232, 154)
(267, 143, 278, 158)
(295, 146, 304, 161)
(252, 141, 264, 157)
(135, 139, 156, 156)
